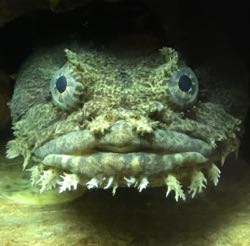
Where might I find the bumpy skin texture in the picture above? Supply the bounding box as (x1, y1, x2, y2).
(6, 40, 244, 201)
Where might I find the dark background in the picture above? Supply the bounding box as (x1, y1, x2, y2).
(0, 0, 250, 70)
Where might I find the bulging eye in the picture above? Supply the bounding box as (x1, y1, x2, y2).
(167, 66, 199, 106)
(56, 76, 67, 93)
(50, 65, 84, 109)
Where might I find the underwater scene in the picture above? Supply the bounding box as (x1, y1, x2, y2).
(0, 0, 250, 245)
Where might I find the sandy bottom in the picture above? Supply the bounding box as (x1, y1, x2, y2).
(0, 140, 250, 246)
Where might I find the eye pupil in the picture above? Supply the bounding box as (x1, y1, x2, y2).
(56, 76, 67, 93)
(178, 75, 192, 92)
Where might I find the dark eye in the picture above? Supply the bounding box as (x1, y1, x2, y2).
(178, 75, 192, 92)
(50, 65, 84, 109)
(56, 76, 67, 93)
(167, 66, 199, 106)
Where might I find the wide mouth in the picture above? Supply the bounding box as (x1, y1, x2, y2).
(30, 125, 223, 200)
(34, 127, 215, 178)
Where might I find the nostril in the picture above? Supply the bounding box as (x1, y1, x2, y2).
(149, 111, 163, 121)
(78, 115, 87, 129)
(78, 117, 86, 129)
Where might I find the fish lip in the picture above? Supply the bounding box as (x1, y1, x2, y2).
(34, 129, 215, 161)
(34, 129, 215, 178)
(41, 151, 209, 178)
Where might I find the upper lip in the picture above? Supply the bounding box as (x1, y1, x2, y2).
(34, 128, 214, 160)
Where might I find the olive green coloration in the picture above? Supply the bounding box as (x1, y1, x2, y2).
(6, 40, 242, 201)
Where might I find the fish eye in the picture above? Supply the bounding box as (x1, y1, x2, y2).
(56, 76, 67, 93)
(167, 66, 199, 106)
(50, 65, 84, 109)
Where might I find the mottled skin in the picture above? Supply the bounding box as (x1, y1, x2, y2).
(6, 39, 244, 200)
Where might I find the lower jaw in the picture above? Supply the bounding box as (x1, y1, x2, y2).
(41, 151, 210, 177)
(31, 151, 221, 201)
